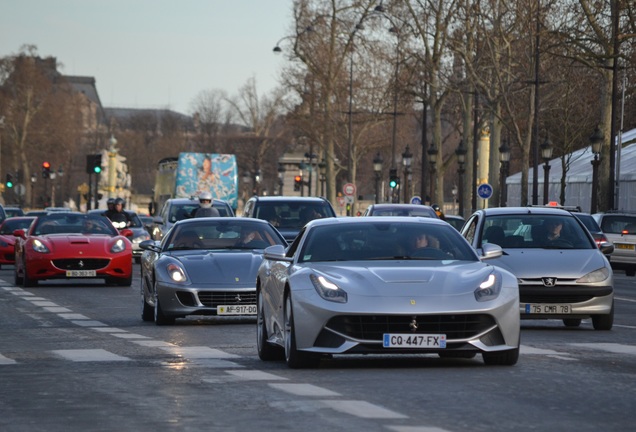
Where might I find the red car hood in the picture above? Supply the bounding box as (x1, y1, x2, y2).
(36, 234, 130, 255)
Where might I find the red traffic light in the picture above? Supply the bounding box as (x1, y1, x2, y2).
(294, 175, 302, 183)
(42, 161, 51, 169)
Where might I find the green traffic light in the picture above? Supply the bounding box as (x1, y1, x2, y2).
(389, 180, 397, 188)
(94, 166, 102, 174)
(6, 181, 13, 188)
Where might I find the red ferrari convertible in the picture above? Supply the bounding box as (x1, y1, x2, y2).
(0, 216, 35, 269)
(13, 212, 133, 287)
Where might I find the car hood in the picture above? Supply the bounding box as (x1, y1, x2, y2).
(484, 249, 607, 278)
(0, 234, 16, 246)
(302, 261, 497, 297)
(172, 251, 264, 285)
(40, 234, 125, 254)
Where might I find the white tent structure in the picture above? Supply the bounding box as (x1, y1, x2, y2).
(506, 127, 636, 212)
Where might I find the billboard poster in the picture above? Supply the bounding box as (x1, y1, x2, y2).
(174, 153, 238, 209)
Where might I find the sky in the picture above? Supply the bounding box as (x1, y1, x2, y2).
(0, 0, 293, 114)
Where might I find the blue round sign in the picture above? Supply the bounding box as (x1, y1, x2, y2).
(410, 196, 422, 205)
(477, 183, 493, 200)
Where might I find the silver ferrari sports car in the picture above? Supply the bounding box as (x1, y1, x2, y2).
(139, 217, 287, 325)
(257, 217, 520, 368)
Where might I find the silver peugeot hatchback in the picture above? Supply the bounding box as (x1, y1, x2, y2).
(461, 207, 614, 330)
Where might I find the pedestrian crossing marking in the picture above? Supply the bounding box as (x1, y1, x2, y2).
(159, 346, 240, 359)
(0, 353, 17, 365)
(321, 400, 408, 419)
(570, 343, 636, 355)
(52, 349, 130, 362)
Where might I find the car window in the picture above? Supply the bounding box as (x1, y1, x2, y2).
(574, 214, 601, 233)
(165, 221, 285, 251)
(298, 222, 477, 263)
(481, 214, 594, 249)
(598, 215, 636, 234)
(0, 218, 34, 234)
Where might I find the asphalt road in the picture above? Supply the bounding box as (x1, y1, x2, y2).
(1, 264, 635, 432)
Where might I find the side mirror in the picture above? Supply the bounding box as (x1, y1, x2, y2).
(120, 228, 134, 238)
(12, 229, 27, 239)
(481, 242, 503, 260)
(139, 239, 161, 252)
(263, 244, 293, 262)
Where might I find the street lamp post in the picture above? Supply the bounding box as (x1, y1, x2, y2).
(277, 163, 285, 196)
(590, 126, 603, 213)
(401, 145, 412, 203)
(540, 137, 553, 205)
(373, 153, 383, 204)
(319, 159, 326, 197)
(499, 140, 511, 207)
(427, 144, 438, 204)
(455, 140, 467, 216)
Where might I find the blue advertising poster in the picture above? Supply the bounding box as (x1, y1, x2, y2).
(175, 153, 238, 209)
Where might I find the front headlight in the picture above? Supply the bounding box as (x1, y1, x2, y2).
(32, 239, 50, 253)
(132, 233, 151, 244)
(310, 274, 347, 303)
(474, 272, 502, 302)
(577, 267, 610, 284)
(167, 263, 188, 283)
(110, 238, 127, 253)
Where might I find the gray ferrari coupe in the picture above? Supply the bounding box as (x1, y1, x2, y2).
(139, 217, 287, 325)
(256, 217, 520, 368)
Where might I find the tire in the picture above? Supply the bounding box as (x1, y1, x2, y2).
(154, 285, 175, 326)
(140, 277, 154, 322)
(23, 266, 37, 288)
(284, 293, 320, 369)
(482, 348, 519, 366)
(563, 318, 582, 327)
(257, 289, 284, 361)
(592, 301, 614, 331)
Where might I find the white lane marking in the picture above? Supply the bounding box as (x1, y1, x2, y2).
(132, 340, 176, 347)
(110, 333, 150, 339)
(58, 313, 89, 320)
(321, 400, 408, 419)
(91, 327, 128, 333)
(71, 320, 107, 327)
(615, 324, 636, 329)
(386, 427, 453, 432)
(52, 349, 130, 362)
(269, 383, 340, 397)
(29, 301, 58, 307)
(226, 370, 287, 381)
(615, 296, 636, 303)
(160, 346, 239, 359)
(43, 307, 72, 313)
(24, 297, 46, 300)
(0, 353, 17, 365)
(520, 345, 577, 361)
(183, 359, 243, 368)
(112, 333, 150, 339)
(570, 343, 636, 355)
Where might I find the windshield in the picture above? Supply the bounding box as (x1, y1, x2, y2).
(298, 222, 477, 263)
(33, 214, 118, 236)
(0, 218, 35, 234)
(164, 220, 286, 251)
(481, 214, 595, 249)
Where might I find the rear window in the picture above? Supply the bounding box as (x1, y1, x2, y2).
(255, 202, 335, 229)
(599, 215, 636, 234)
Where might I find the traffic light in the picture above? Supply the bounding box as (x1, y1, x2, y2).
(42, 161, 51, 179)
(294, 174, 303, 191)
(5, 173, 13, 188)
(389, 168, 399, 189)
(86, 154, 102, 174)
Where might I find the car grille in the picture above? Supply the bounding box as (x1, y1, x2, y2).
(519, 283, 613, 304)
(325, 314, 496, 341)
(53, 259, 110, 270)
(197, 291, 257, 307)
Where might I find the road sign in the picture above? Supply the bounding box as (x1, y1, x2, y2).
(343, 183, 356, 196)
(344, 195, 354, 204)
(477, 183, 493, 200)
(410, 196, 422, 205)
